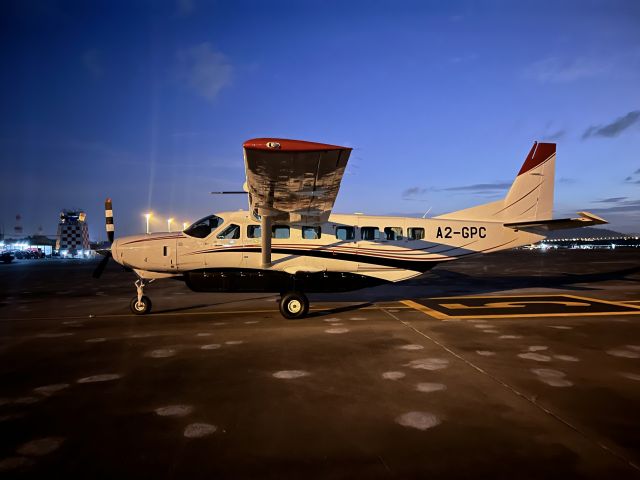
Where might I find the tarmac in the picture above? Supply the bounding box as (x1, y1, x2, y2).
(1, 249, 639, 479)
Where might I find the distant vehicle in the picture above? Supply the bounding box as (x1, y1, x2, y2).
(94, 139, 607, 318)
(1, 251, 15, 264)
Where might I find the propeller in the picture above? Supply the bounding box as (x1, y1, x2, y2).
(92, 198, 114, 279)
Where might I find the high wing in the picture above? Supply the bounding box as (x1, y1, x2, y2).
(243, 138, 352, 224)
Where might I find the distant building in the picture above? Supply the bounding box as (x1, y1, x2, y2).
(56, 210, 90, 256)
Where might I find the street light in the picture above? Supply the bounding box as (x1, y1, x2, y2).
(182, 221, 189, 230)
(167, 218, 174, 232)
(144, 213, 152, 234)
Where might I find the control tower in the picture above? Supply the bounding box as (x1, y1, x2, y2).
(56, 210, 90, 256)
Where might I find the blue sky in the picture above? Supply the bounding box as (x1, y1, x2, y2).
(1, 0, 639, 238)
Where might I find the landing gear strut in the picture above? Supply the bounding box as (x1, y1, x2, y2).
(130, 278, 153, 315)
(279, 291, 309, 319)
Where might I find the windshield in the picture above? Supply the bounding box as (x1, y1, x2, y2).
(183, 215, 223, 238)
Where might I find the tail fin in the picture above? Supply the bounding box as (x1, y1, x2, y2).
(435, 142, 556, 222)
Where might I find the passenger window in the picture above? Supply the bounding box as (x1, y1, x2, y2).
(183, 214, 223, 239)
(302, 226, 321, 239)
(247, 225, 261, 238)
(361, 226, 381, 241)
(335, 226, 355, 241)
(408, 227, 425, 240)
(384, 227, 403, 240)
(272, 225, 290, 239)
(216, 224, 240, 239)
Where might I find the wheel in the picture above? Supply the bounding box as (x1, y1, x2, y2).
(130, 295, 152, 315)
(279, 291, 309, 319)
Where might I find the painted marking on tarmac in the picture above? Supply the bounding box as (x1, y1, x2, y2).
(416, 382, 447, 393)
(382, 371, 405, 380)
(33, 384, 69, 396)
(77, 374, 122, 383)
(404, 358, 449, 370)
(403, 294, 640, 320)
(184, 423, 217, 438)
(475, 350, 495, 356)
(397, 344, 424, 350)
(518, 352, 552, 362)
(531, 369, 573, 387)
(273, 370, 310, 379)
(607, 348, 640, 359)
(155, 405, 193, 417)
(396, 411, 441, 431)
(325, 327, 349, 334)
(17, 437, 64, 456)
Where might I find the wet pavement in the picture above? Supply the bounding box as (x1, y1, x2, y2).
(0, 249, 639, 478)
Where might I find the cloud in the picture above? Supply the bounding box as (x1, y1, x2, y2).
(541, 130, 566, 141)
(523, 56, 608, 83)
(82, 49, 103, 78)
(178, 43, 233, 101)
(624, 168, 640, 184)
(442, 182, 511, 192)
(177, 0, 194, 16)
(558, 177, 576, 185)
(596, 197, 627, 203)
(583, 110, 640, 139)
(402, 187, 429, 198)
(587, 199, 640, 214)
(402, 181, 510, 198)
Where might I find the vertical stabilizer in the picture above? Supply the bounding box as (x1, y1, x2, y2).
(435, 142, 556, 222)
(498, 142, 555, 221)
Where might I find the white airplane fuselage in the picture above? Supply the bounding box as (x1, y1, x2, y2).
(111, 210, 543, 288)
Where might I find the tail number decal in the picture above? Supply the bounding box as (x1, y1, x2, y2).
(437, 226, 487, 239)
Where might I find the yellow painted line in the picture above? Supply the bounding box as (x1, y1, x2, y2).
(401, 295, 640, 320)
(425, 293, 640, 310)
(401, 300, 449, 320)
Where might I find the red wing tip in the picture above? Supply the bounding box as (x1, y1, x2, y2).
(517, 141, 556, 176)
(243, 138, 351, 152)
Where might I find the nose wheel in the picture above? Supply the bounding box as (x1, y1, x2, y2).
(130, 279, 153, 315)
(279, 291, 309, 319)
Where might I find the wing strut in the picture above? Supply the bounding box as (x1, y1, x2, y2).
(261, 213, 272, 269)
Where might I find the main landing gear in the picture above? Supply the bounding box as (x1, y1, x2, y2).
(130, 278, 153, 315)
(279, 291, 309, 319)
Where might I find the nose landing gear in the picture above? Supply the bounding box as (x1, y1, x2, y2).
(130, 278, 153, 315)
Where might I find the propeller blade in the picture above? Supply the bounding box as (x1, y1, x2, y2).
(92, 252, 111, 279)
(105, 198, 114, 244)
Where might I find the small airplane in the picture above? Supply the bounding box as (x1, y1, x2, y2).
(94, 138, 607, 318)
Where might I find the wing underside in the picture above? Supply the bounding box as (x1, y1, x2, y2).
(243, 138, 352, 224)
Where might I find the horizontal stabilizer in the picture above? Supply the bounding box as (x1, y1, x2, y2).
(504, 211, 607, 232)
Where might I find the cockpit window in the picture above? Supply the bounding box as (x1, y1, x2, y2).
(217, 224, 240, 239)
(183, 215, 223, 238)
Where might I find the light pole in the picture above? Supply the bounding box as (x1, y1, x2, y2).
(144, 213, 152, 234)
(182, 221, 188, 230)
(167, 218, 174, 232)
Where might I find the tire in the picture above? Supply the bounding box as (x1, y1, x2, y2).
(279, 291, 309, 319)
(130, 295, 152, 315)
